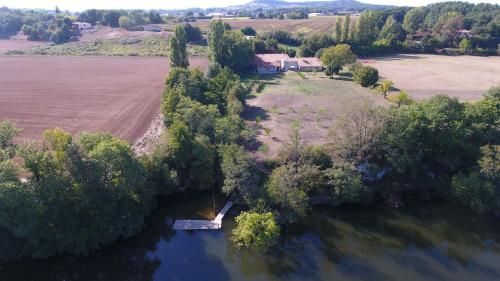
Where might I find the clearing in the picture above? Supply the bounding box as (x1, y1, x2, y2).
(0, 56, 209, 142)
(244, 72, 386, 161)
(363, 54, 500, 100)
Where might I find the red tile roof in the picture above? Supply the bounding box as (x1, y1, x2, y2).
(252, 54, 290, 68)
(285, 57, 322, 68)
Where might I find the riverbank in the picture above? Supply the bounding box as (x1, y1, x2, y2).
(1, 192, 499, 281)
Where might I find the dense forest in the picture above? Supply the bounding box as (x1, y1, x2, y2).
(242, 2, 500, 57)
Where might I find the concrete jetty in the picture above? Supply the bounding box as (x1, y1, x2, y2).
(173, 201, 234, 230)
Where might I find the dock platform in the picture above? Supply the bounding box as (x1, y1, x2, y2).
(173, 201, 234, 230)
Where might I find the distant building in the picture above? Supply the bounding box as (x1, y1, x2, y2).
(245, 35, 255, 40)
(72, 22, 92, 31)
(409, 31, 430, 42)
(143, 24, 162, 32)
(251, 54, 323, 74)
(457, 29, 473, 39)
(308, 13, 325, 17)
(208, 12, 225, 18)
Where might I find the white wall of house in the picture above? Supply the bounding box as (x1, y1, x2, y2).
(257, 66, 279, 74)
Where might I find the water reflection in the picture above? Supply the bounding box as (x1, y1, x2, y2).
(1, 194, 499, 281)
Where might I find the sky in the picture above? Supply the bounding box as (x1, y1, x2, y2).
(1, 0, 499, 11)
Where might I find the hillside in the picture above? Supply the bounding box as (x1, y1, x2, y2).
(227, 0, 392, 10)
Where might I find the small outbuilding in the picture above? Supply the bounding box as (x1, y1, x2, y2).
(252, 54, 323, 74)
(282, 57, 323, 72)
(72, 22, 92, 31)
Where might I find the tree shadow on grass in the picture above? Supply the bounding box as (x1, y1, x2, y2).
(372, 54, 423, 61)
(242, 104, 270, 122)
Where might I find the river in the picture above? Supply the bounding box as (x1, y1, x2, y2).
(1, 191, 499, 281)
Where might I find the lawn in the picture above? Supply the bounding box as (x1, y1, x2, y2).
(243, 71, 386, 161)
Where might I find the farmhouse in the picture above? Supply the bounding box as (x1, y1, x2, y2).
(251, 54, 323, 74)
(251, 54, 290, 74)
(72, 22, 92, 31)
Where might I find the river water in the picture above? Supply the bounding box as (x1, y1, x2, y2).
(1, 191, 499, 281)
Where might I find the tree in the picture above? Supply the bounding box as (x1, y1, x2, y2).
(342, 15, 351, 43)
(376, 80, 394, 99)
(320, 44, 356, 68)
(183, 23, 203, 43)
(378, 16, 407, 45)
(267, 164, 310, 224)
(217, 30, 253, 71)
(328, 99, 387, 164)
(0, 160, 19, 183)
(169, 24, 189, 68)
(208, 20, 253, 71)
(208, 19, 227, 65)
(219, 144, 260, 204)
(324, 161, 367, 205)
(102, 10, 121, 27)
(148, 10, 163, 24)
(459, 38, 472, 53)
(1, 130, 153, 261)
(231, 211, 280, 253)
(324, 63, 342, 78)
(241, 26, 256, 36)
(118, 16, 132, 29)
(0, 121, 21, 152)
(334, 17, 343, 43)
(353, 11, 379, 45)
(387, 90, 413, 106)
(383, 95, 471, 178)
(353, 65, 379, 87)
(403, 7, 427, 34)
(299, 33, 334, 57)
(451, 145, 499, 213)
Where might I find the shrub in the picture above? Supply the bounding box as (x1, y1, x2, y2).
(231, 211, 280, 253)
(353, 65, 379, 87)
(241, 26, 256, 36)
(256, 82, 266, 93)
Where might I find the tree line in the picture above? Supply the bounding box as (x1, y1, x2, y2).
(0, 7, 74, 43)
(231, 86, 499, 253)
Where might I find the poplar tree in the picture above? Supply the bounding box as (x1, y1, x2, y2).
(169, 24, 189, 68)
(341, 14, 351, 42)
(208, 19, 227, 65)
(334, 16, 343, 43)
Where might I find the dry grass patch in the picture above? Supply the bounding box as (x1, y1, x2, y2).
(364, 54, 500, 101)
(244, 71, 386, 161)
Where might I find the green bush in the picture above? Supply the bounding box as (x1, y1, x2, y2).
(256, 82, 266, 93)
(231, 211, 280, 253)
(353, 65, 379, 87)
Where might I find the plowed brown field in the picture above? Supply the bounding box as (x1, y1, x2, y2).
(0, 56, 208, 142)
